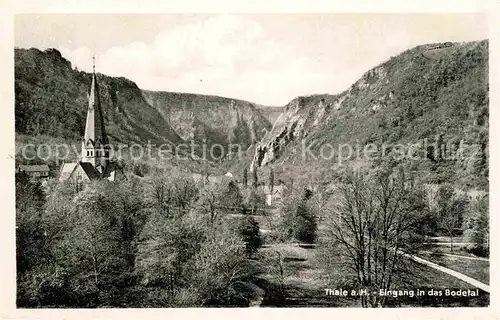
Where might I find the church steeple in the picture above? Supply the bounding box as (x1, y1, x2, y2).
(81, 56, 110, 172)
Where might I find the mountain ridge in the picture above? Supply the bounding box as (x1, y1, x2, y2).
(14, 40, 489, 191)
(141, 89, 271, 154)
(15, 47, 274, 161)
(242, 40, 488, 189)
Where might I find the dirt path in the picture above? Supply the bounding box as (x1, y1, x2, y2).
(404, 252, 490, 293)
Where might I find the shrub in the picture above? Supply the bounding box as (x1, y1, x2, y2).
(279, 188, 318, 244)
(238, 216, 262, 257)
(242, 188, 266, 214)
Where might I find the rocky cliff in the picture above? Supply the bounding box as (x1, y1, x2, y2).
(142, 90, 272, 155)
(249, 40, 488, 188)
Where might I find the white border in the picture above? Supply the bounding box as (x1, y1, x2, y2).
(1, 1, 498, 319)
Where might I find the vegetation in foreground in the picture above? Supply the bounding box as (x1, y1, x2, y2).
(15, 40, 489, 309)
(16, 160, 489, 307)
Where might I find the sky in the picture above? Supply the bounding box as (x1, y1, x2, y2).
(15, 13, 488, 106)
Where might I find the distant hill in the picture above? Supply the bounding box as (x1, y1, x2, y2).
(234, 40, 488, 189)
(142, 90, 271, 155)
(14, 48, 274, 161)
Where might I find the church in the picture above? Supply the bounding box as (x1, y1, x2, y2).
(58, 59, 123, 183)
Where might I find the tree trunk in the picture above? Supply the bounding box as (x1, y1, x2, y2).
(450, 233, 454, 253)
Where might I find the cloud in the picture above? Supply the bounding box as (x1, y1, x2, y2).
(59, 15, 317, 105)
(23, 13, 488, 105)
(59, 46, 93, 71)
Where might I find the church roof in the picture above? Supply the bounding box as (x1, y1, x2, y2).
(83, 64, 108, 148)
(79, 162, 102, 180)
(58, 161, 102, 182)
(58, 162, 79, 181)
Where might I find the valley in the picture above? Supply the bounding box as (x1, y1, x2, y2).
(14, 39, 490, 308)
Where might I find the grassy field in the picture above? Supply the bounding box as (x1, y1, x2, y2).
(253, 243, 489, 307)
(418, 251, 489, 284)
(245, 193, 490, 307)
(386, 260, 489, 307)
(426, 236, 467, 243)
(421, 241, 489, 258)
(424, 245, 482, 257)
(256, 244, 355, 307)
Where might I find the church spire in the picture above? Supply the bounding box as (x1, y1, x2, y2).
(81, 56, 110, 171)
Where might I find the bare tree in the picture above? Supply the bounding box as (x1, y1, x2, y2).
(436, 184, 468, 252)
(252, 167, 258, 189)
(242, 167, 248, 187)
(269, 168, 274, 193)
(197, 185, 219, 225)
(186, 227, 250, 305)
(263, 245, 293, 304)
(152, 177, 174, 216)
(464, 194, 489, 251)
(149, 169, 199, 217)
(56, 182, 132, 306)
(321, 168, 426, 307)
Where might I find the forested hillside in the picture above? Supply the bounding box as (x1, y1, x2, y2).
(15, 48, 273, 157)
(15, 48, 182, 146)
(245, 40, 488, 189)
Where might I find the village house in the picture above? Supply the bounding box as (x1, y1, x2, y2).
(16, 164, 50, 181)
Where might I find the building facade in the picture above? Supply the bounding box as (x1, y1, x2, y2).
(17, 164, 50, 181)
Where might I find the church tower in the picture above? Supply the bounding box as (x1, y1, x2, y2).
(58, 57, 123, 183)
(81, 57, 110, 172)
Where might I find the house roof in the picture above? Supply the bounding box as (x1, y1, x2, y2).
(18, 164, 50, 172)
